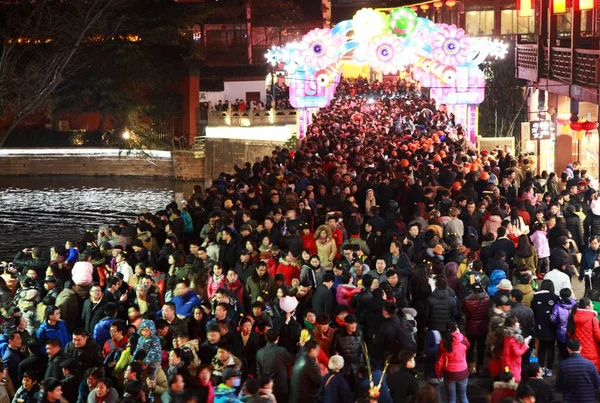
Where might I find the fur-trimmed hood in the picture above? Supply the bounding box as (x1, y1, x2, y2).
(315, 225, 332, 240)
(493, 381, 518, 390)
(503, 326, 525, 343)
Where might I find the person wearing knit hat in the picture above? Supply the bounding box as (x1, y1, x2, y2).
(328, 355, 345, 372)
(498, 279, 513, 292)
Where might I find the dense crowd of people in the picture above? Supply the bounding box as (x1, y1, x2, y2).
(3, 77, 600, 403)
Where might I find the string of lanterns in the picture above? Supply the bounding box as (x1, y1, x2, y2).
(519, 0, 596, 17)
(407, 0, 456, 12)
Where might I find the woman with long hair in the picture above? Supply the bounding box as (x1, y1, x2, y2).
(246, 263, 276, 304)
(436, 322, 470, 403)
(567, 297, 600, 371)
(410, 264, 433, 353)
(531, 280, 558, 376)
(315, 225, 337, 270)
(500, 317, 531, 382)
(508, 208, 528, 237)
(512, 234, 538, 275)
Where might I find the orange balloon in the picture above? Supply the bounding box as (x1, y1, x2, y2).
(439, 151, 446, 158)
(433, 155, 441, 162)
(401, 159, 409, 167)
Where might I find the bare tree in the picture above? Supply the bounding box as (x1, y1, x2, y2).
(0, 0, 128, 146)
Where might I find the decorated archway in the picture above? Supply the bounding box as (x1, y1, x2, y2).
(266, 7, 508, 144)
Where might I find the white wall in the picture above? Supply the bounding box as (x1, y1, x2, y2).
(224, 80, 266, 104)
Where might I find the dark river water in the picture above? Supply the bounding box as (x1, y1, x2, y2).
(0, 176, 193, 261)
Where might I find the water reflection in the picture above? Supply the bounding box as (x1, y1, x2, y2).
(0, 176, 191, 260)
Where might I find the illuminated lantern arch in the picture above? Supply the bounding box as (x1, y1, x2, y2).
(266, 7, 508, 139)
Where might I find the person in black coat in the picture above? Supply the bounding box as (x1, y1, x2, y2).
(519, 363, 554, 403)
(490, 227, 516, 263)
(256, 329, 295, 403)
(424, 277, 459, 332)
(289, 341, 322, 403)
(272, 299, 302, 356)
(530, 280, 558, 375)
(556, 339, 600, 403)
(18, 338, 46, 384)
(44, 339, 67, 380)
(351, 275, 374, 325)
(332, 315, 365, 389)
(219, 229, 241, 270)
(60, 358, 81, 403)
(312, 273, 334, 317)
(81, 284, 108, 335)
(64, 329, 103, 372)
(388, 350, 419, 403)
(372, 303, 416, 366)
(550, 236, 572, 272)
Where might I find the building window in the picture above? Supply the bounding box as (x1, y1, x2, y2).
(206, 29, 247, 48)
(500, 9, 535, 35)
(557, 13, 571, 38)
(466, 10, 494, 36)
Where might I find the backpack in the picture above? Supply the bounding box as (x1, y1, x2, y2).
(104, 339, 124, 375)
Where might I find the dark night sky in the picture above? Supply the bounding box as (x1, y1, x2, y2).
(293, 0, 416, 23)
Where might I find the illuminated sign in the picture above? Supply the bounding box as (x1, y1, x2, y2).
(265, 6, 508, 137)
(530, 120, 556, 140)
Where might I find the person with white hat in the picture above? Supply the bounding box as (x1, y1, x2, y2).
(272, 296, 302, 355)
(319, 355, 352, 402)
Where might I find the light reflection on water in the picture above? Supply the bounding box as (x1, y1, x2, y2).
(0, 176, 192, 260)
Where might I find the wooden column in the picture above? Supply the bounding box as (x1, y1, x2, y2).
(570, 5, 582, 83)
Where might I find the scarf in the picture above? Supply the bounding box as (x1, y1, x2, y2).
(200, 379, 215, 403)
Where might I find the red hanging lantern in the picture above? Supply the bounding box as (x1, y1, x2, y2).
(433, 1, 444, 8)
(420, 4, 430, 10)
(570, 121, 584, 132)
(553, 0, 567, 13)
(583, 121, 598, 131)
(445, 0, 457, 6)
(409, 6, 418, 11)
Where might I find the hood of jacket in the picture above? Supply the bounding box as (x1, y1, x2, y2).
(490, 270, 507, 285)
(574, 308, 597, 326)
(138, 319, 156, 336)
(431, 288, 451, 300)
(557, 299, 576, 310)
(488, 215, 502, 223)
(315, 225, 332, 240)
(493, 381, 518, 391)
(278, 258, 300, 267)
(503, 326, 525, 343)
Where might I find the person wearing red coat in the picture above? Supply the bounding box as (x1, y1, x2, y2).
(301, 228, 317, 255)
(501, 317, 531, 382)
(275, 251, 301, 286)
(568, 298, 600, 372)
(490, 370, 518, 403)
(436, 323, 470, 403)
(461, 283, 490, 374)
